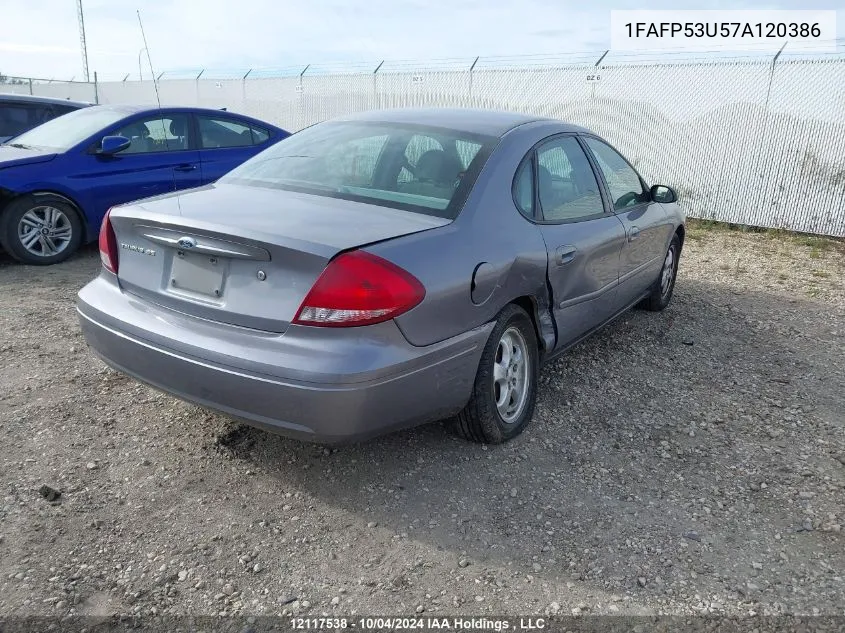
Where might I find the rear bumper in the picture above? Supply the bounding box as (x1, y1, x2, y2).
(77, 274, 492, 443)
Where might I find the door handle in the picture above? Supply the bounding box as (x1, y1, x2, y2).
(555, 245, 577, 266)
(628, 225, 641, 241)
(174, 164, 197, 172)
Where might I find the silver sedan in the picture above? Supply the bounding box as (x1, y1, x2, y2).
(77, 108, 685, 444)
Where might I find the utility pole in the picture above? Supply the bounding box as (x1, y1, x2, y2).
(76, 0, 90, 82)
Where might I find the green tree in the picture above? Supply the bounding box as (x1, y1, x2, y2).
(0, 72, 26, 85)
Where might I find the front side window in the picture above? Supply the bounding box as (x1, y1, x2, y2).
(221, 121, 496, 219)
(583, 137, 648, 210)
(114, 115, 190, 154)
(536, 136, 605, 221)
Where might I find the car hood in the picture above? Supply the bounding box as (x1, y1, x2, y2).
(0, 145, 59, 170)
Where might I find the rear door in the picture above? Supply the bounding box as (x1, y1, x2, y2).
(195, 114, 274, 184)
(75, 112, 202, 223)
(521, 134, 627, 348)
(581, 136, 673, 309)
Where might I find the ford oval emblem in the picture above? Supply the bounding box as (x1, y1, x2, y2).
(177, 237, 197, 249)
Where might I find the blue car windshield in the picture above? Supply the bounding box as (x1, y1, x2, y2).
(9, 107, 128, 152)
(221, 121, 498, 219)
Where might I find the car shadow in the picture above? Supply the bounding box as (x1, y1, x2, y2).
(204, 276, 844, 603)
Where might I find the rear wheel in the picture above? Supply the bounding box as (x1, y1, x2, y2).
(455, 304, 539, 444)
(642, 234, 680, 312)
(0, 195, 83, 265)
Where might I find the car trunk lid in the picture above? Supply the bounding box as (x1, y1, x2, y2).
(108, 183, 449, 333)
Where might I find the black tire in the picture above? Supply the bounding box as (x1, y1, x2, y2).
(642, 234, 681, 312)
(0, 195, 84, 265)
(455, 304, 539, 444)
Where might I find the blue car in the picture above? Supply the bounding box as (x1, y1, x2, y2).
(0, 105, 290, 264)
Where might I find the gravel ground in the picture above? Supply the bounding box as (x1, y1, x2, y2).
(0, 225, 843, 620)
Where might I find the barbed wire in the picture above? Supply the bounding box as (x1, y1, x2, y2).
(4, 38, 844, 83)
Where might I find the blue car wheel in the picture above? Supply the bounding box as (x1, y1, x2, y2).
(1, 195, 84, 265)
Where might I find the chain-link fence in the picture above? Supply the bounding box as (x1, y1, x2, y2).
(4, 53, 844, 236)
(0, 75, 98, 103)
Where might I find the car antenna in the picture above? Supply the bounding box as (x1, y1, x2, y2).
(136, 10, 162, 111)
(137, 9, 181, 212)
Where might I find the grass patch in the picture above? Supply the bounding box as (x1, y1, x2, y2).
(687, 218, 843, 254)
(811, 270, 831, 278)
(796, 236, 832, 251)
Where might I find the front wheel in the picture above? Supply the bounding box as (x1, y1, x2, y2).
(0, 196, 84, 265)
(642, 234, 680, 312)
(455, 304, 539, 444)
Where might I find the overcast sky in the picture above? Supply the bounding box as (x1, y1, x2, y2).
(1, 0, 841, 81)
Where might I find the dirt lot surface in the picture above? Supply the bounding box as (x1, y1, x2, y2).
(0, 225, 843, 620)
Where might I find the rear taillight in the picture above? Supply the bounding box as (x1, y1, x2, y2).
(293, 251, 425, 327)
(98, 208, 119, 274)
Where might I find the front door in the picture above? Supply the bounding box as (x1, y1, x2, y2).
(522, 134, 627, 349)
(78, 112, 202, 225)
(581, 136, 673, 309)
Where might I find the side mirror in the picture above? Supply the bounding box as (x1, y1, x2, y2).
(98, 135, 131, 156)
(651, 184, 677, 204)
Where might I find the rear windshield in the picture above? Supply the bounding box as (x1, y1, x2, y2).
(221, 120, 498, 219)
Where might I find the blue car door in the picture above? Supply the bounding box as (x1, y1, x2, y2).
(195, 114, 273, 184)
(76, 112, 202, 224)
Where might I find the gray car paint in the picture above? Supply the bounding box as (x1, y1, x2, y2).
(109, 184, 449, 333)
(77, 108, 685, 443)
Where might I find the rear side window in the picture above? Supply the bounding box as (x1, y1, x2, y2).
(199, 116, 254, 148)
(513, 159, 534, 219)
(251, 125, 270, 144)
(536, 136, 605, 221)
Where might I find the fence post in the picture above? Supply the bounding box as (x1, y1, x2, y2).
(28, 78, 33, 95)
(749, 41, 788, 225)
(241, 69, 253, 104)
(468, 56, 479, 100)
(94, 71, 99, 104)
(373, 60, 384, 108)
(591, 50, 609, 99)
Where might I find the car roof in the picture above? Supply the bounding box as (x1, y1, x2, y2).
(334, 107, 587, 137)
(0, 93, 92, 108)
(81, 104, 282, 126)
